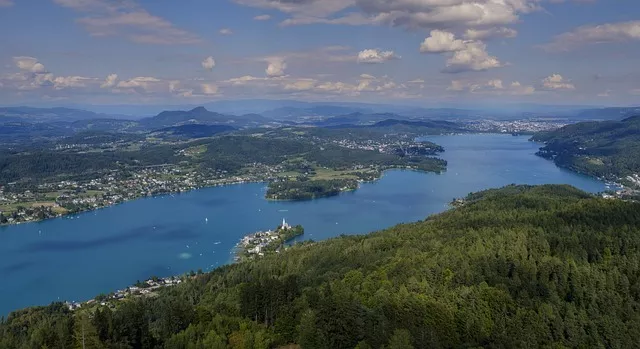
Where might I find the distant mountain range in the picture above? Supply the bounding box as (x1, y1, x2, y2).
(2, 104, 639, 145)
(140, 107, 272, 128)
(0, 107, 128, 122)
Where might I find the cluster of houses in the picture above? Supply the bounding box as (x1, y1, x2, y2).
(238, 219, 292, 258)
(65, 276, 183, 311)
(0, 162, 284, 226)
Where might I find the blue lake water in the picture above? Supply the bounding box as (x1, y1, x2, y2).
(0, 134, 608, 315)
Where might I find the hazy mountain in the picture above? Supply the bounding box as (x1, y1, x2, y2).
(0, 107, 125, 122)
(574, 107, 640, 120)
(69, 119, 142, 133)
(262, 106, 373, 119)
(140, 107, 272, 128)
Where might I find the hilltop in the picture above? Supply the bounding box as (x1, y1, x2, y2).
(532, 115, 640, 180)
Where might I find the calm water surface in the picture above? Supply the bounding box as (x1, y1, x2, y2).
(0, 134, 607, 315)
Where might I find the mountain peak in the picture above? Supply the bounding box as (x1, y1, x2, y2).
(190, 106, 208, 113)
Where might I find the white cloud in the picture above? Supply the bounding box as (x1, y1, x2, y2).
(447, 79, 534, 95)
(486, 79, 504, 89)
(360, 74, 376, 80)
(510, 81, 535, 95)
(447, 80, 467, 91)
(52, 76, 96, 90)
(464, 27, 518, 40)
(236, 0, 350, 18)
(542, 74, 575, 90)
(219, 28, 233, 35)
(53, 0, 201, 44)
(266, 58, 287, 77)
(419, 31, 503, 73)
(202, 56, 216, 71)
(116, 76, 164, 92)
(253, 14, 271, 20)
(201, 83, 219, 95)
(357, 49, 400, 64)
(420, 30, 466, 53)
(7, 56, 105, 91)
(101, 73, 118, 88)
(629, 89, 640, 96)
(543, 21, 640, 51)
(444, 41, 503, 73)
(237, 0, 540, 30)
(13, 56, 47, 73)
(284, 79, 317, 91)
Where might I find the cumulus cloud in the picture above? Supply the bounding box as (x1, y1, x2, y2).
(509, 81, 536, 95)
(420, 31, 503, 73)
(219, 28, 233, 35)
(357, 49, 400, 64)
(101, 73, 118, 88)
(52, 0, 201, 44)
(115, 77, 165, 93)
(360, 74, 376, 80)
(13, 56, 47, 73)
(265, 58, 287, 77)
(542, 74, 575, 90)
(7, 56, 104, 91)
(486, 79, 504, 89)
(420, 30, 466, 53)
(448, 79, 535, 95)
(543, 21, 640, 51)
(284, 79, 317, 91)
(52, 76, 95, 90)
(253, 14, 271, 20)
(444, 41, 503, 73)
(202, 56, 216, 71)
(464, 27, 518, 40)
(201, 83, 219, 95)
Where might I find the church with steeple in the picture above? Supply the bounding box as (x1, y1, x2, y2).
(280, 218, 291, 230)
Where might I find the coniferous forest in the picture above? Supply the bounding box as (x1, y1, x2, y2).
(2, 184, 640, 348)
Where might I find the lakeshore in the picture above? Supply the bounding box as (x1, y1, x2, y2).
(0, 134, 611, 316)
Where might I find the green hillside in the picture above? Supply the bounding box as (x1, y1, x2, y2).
(3, 185, 640, 348)
(532, 116, 640, 180)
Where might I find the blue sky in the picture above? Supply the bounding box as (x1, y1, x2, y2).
(0, 0, 639, 107)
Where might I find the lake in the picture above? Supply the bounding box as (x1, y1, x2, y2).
(0, 134, 608, 315)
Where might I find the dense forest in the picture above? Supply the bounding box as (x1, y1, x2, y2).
(3, 184, 640, 348)
(266, 179, 358, 200)
(532, 115, 640, 179)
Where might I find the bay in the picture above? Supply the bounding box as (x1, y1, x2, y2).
(0, 134, 607, 315)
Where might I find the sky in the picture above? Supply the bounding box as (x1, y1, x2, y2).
(0, 0, 639, 108)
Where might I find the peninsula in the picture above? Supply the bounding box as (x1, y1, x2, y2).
(236, 219, 304, 261)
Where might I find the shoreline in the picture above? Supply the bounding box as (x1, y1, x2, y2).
(0, 178, 268, 228)
(0, 165, 445, 227)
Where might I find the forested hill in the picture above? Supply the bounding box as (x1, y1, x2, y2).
(3, 185, 640, 348)
(532, 115, 640, 179)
